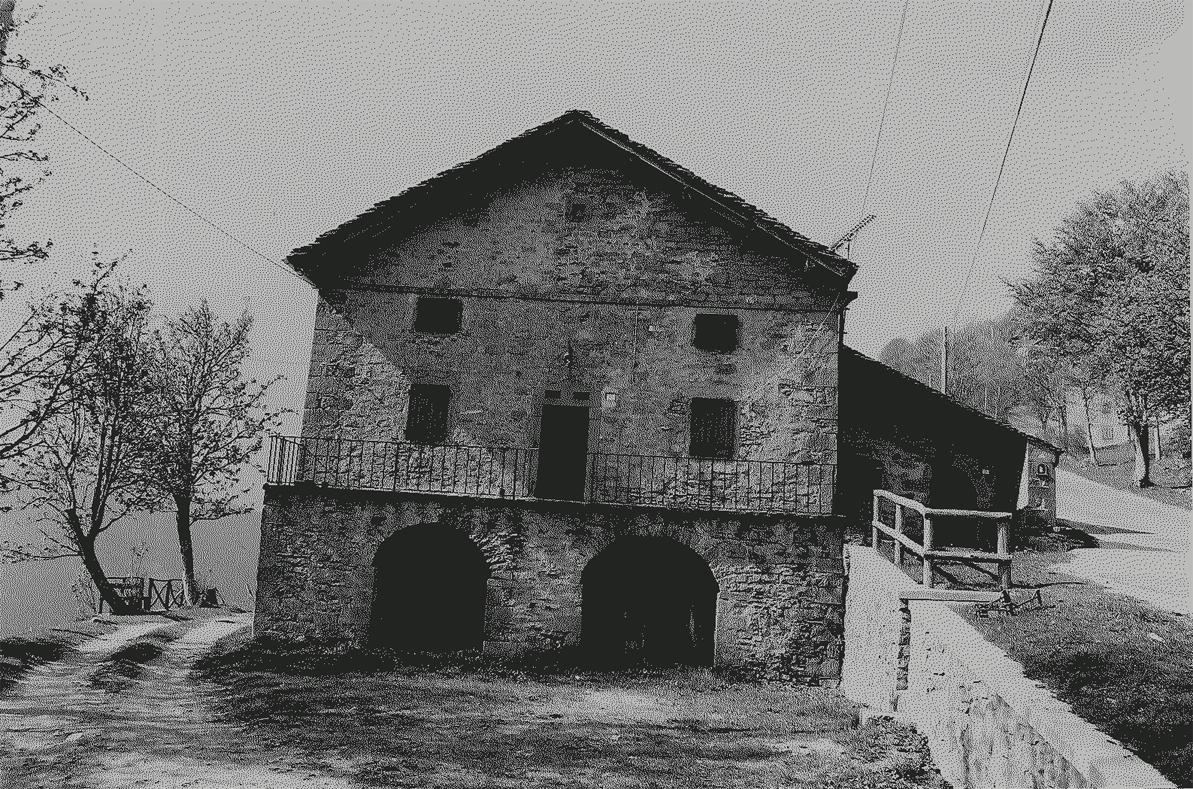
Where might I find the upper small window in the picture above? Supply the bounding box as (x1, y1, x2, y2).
(1100, 401, 1114, 416)
(690, 397, 737, 459)
(565, 201, 588, 222)
(693, 314, 739, 353)
(405, 384, 451, 444)
(413, 297, 463, 334)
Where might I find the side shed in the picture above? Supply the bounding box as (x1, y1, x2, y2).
(837, 346, 1060, 534)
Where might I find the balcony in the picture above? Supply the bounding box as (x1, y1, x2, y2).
(267, 436, 834, 515)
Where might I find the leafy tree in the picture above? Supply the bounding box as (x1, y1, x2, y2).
(2, 261, 159, 613)
(143, 300, 282, 606)
(1014, 171, 1190, 486)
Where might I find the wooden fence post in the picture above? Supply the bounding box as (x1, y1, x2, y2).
(997, 517, 1011, 589)
(872, 493, 880, 548)
(922, 517, 934, 587)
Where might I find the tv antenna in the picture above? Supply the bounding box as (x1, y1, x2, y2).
(830, 214, 876, 259)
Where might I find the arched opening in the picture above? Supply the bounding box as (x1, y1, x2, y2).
(369, 525, 489, 652)
(581, 537, 718, 667)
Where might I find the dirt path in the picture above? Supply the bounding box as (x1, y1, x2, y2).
(1055, 468, 1192, 613)
(0, 612, 355, 789)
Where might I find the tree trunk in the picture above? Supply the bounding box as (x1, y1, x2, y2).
(1079, 388, 1100, 465)
(68, 513, 132, 614)
(174, 494, 200, 606)
(1131, 421, 1154, 487)
(1058, 391, 1070, 450)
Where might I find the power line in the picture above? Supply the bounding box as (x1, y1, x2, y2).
(1, 76, 312, 289)
(950, 0, 1053, 325)
(861, 0, 910, 217)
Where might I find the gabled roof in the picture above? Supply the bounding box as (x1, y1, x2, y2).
(840, 345, 1064, 455)
(287, 109, 857, 283)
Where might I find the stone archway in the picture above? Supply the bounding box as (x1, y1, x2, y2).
(581, 536, 718, 667)
(369, 524, 489, 651)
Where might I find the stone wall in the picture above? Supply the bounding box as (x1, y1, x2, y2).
(839, 544, 918, 710)
(256, 485, 847, 681)
(300, 150, 843, 498)
(842, 547, 1174, 788)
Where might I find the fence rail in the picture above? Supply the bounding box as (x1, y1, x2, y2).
(267, 435, 834, 515)
(871, 489, 1013, 589)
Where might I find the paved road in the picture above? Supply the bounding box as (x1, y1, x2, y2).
(1054, 468, 1192, 614)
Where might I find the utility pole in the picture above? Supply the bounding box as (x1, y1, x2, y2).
(939, 326, 949, 396)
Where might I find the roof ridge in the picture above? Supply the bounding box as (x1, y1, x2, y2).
(287, 110, 857, 281)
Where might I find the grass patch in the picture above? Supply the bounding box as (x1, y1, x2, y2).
(878, 525, 1193, 785)
(1061, 443, 1191, 510)
(964, 551, 1193, 786)
(196, 633, 825, 686)
(0, 619, 116, 693)
(89, 622, 190, 692)
(194, 630, 949, 788)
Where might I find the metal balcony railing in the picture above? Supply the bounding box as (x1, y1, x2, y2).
(267, 435, 835, 515)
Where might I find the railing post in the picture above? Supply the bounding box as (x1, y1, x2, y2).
(893, 503, 904, 567)
(997, 516, 1011, 589)
(871, 493, 880, 548)
(922, 516, 934, 587)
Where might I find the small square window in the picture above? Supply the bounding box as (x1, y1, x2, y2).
(405, 384, 451, 444)
(413, 297, 462, 334)
(693, 314, 739, 353)
(1100, 425, 1115, 442)
(1100, 401, 1114, 416)
(544, 390, 562, 400)
(690, 397, 736, 459)
(565, 200, 588, 222)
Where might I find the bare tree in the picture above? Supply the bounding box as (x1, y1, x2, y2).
(0, 4, 87, 472)
(1, 2, 86, 295)
(2, 262, 159, 613)
(143, 300, 283, 606)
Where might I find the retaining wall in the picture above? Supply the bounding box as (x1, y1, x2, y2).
(256, 486, 847, 680)
(842, 546, 1173, 788)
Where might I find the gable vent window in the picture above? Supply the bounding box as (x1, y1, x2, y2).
(405, 384, 451, 444)
(689, 397, 736, 459)
(693, 314, 739, 353)
(413, 297, 463, 335)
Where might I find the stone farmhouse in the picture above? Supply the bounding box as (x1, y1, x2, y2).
(255, 110, 1058, 682)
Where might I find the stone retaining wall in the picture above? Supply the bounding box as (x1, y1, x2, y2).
(842, 546, 1173, 788)
(256, 485, 847, 680)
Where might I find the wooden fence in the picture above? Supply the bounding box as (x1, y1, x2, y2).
(98, 577, 186, 612)
(871, 489, 1013, 589)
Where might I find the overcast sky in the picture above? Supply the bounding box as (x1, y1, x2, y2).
(3, 0, 1188, 432)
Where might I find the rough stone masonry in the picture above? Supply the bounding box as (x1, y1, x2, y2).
(255, 110, 857, 679)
